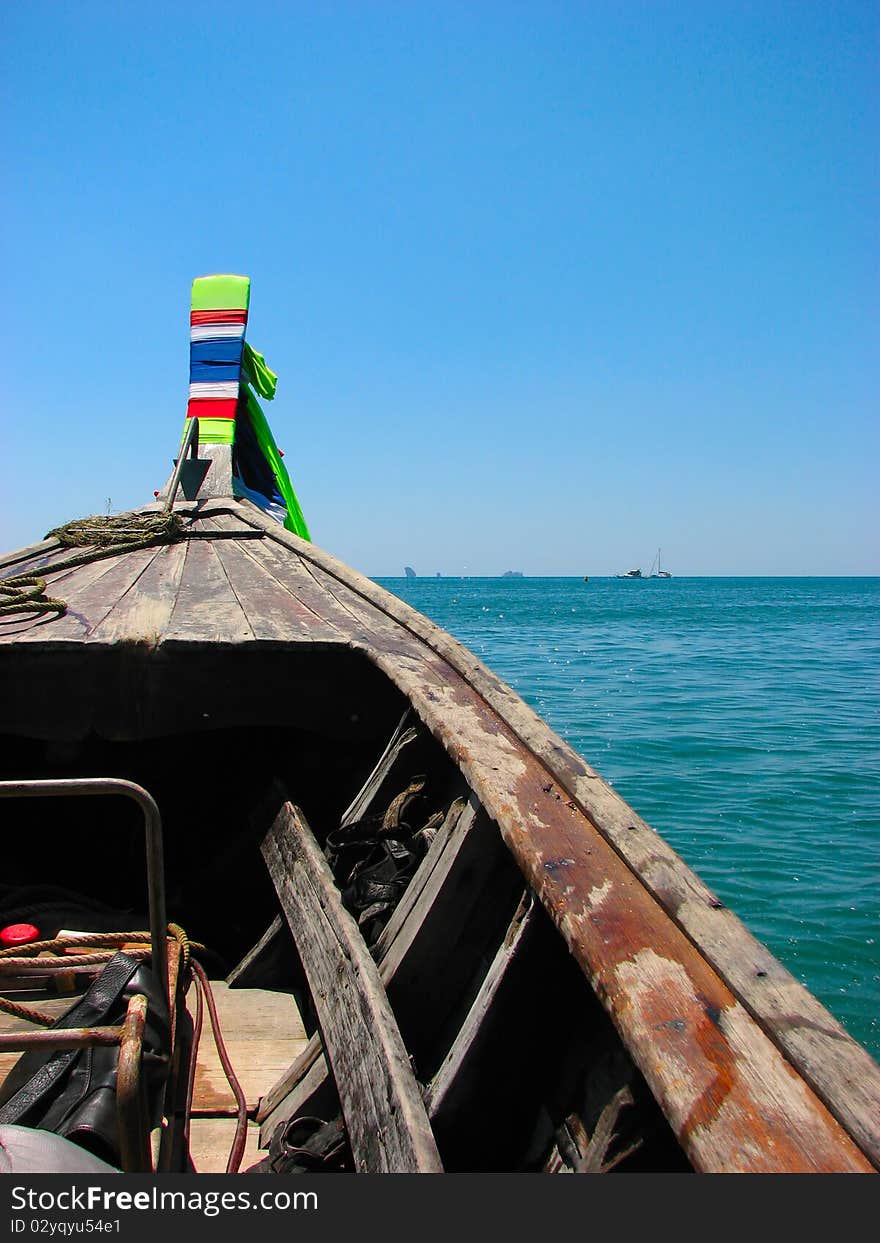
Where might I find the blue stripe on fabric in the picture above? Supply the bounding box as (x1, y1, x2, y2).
(190, 338, 244, 366)
(189, 360, 242, 383)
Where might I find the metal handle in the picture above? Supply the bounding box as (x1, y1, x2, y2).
(0, 778, 169, 1006)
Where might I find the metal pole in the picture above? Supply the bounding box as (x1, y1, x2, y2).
(0, 778, 169, 1007)
(163, 416, 199, 512)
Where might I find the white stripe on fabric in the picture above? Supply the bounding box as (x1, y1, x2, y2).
(190, 323, 246, 341)
(188, 381, 240, 399)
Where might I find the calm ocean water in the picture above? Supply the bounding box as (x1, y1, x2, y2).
(376, 576, 879, 1057)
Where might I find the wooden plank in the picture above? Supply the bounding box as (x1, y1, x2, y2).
(340, 709, 418, 825)
(0, 550, 129, 642)
(368, 644, 876, 1172)
(190, 982, 307, 1116)
(256, 797, 472, 1133)
(232, 503, 879, 1171)
(197, 521, 341, 644)
(240, 536, 376, 642)
(236, 510, 880, 1168)
(231, 505, 880, 1171)
(371, 798, 480, 980)
(257, 1030, 325, 1124)
(425, 893, 537, 1119)
(188, 1118, 263, 1174)
(258, 797, 514, 1147)
(262, 798, 443, 1172)
(6, 546, 164, 644)
(87, 542, 188, 645)
(0, 539, 62, 574)
(164, 538, 254, 643)
(257, 1039, 338, 1146)
(226, 916, 284, 990)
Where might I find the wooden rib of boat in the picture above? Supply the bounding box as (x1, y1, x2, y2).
(1, 278, 878, 1176)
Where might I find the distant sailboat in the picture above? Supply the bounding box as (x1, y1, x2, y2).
(649, 548, 671, 579)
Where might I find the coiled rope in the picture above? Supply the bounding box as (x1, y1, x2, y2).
(0, 512, 185, 619)
(0, 927, 202, 1027)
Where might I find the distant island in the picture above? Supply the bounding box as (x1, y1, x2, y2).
(501, 570, 524, 578)
(404, 566, 417, 578)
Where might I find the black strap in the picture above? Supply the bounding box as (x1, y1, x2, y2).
(0, 953, 140, 1125)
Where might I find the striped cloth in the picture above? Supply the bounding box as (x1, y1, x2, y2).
(187, 275, 251, 428)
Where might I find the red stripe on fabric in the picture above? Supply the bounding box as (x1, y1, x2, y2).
(186, 398, 238, 419)
(190, 309, 248, 326)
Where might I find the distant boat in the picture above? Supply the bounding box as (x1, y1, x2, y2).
(501, 570, 523, 578)
(649, 548, 671, 579)
(404, 566, 417, 579)
(616, 568, 643, 579)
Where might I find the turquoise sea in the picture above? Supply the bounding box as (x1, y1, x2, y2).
(376, 576, 879, 1058)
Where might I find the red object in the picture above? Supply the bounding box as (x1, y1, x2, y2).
(1, 922, 40, 947)
(190, 309, 248, 326)
(153, 490, 160, 498)
(187, 397, 238, 420)
(279, 449, 284, 457)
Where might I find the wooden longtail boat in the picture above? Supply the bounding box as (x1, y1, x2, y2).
(1, 277, 878, 1176)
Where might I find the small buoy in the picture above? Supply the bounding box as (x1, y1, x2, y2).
(0, 922, 40, 947)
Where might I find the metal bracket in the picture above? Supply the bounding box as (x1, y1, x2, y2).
(165, 418, 211, 508)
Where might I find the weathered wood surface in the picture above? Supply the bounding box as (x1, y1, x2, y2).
(262, 797, 443, 1173)
(257, 1034, 328, 1135)
(340, 709, 417, 825)
(190, 981, 306, 1116)
(3, 495, 879, 1169)
(195, 518, 340, 644)
(425, 893, 536, 1119)
(235, 500, 880, 1170)
(1, 546, 163, 643)
(165, 537, 254, 644)
(226, 916, 285, 990)
(188, 1118, 262, 1174)
(257, 796, 478, 1144)
(370, 797, 471, 962)
(0, 537, 62, 574)
(87, 542, 189, 645)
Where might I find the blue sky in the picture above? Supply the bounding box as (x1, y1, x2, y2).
(2, 1, 877, 575)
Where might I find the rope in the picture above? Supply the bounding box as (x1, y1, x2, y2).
(0, 926, 249, 1174)
(167, 922, 192, 974)
(0, 931, 153, 1026)
(0, 951, 153, 972)
(0, 511, 185, 619)
(0, 995, 58, 1028)
(190, 959, 249, 1174)
(0, 931, 152, 959)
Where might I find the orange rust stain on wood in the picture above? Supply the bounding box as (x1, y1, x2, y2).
(676, 999, 736, 1144)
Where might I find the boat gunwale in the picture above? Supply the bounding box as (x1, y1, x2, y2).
(1, 495, 878, 1170)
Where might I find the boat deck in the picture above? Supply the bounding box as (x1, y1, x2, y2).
(188, 981, 306, 1174)
(2, 497, 879, 1172)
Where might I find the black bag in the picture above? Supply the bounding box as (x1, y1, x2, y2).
(0, 952, 170, 1167)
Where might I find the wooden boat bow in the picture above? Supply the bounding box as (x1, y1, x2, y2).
(1, 276, 878, 1174)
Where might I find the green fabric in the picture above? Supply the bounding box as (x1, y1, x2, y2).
(243, 343, 278, 400)
(186, 416, 236, 445)
(191, 274, 251, 312)
(244, 387, 311, 540)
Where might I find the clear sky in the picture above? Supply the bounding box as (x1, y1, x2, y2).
(2, 1, 877, 575)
